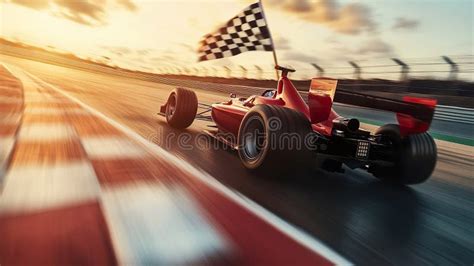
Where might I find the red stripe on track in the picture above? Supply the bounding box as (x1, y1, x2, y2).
(91, 157, 181, 185)
(70, 115, 123, 136)
(26, 102, 81, 108)
(0, 90, 22, 98)
(0, 104, 21, 112)
(0, 201, 117, 265)
(0, 124, 18, 136)
(22, 114, 70, 124)
(11, 140, 86, 165)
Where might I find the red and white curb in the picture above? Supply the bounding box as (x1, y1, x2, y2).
(0, 63, 351, 265)
(0, 65, 23, 181)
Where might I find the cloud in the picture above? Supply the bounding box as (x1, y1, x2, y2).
(176, 43, 196, 53)
(116, 0, 137, 11)
(10, 0, 49, 9)
(267, 0, 376, 35)
(392, 17, 420, 30)
(151, 55, 174, 62)
(101, 46, 132, 56)
(282, 51, 318, 62)
(136, 49, 152, 56)
(357, 39, 393, 55)
(6, 0, 137, 26)
(53, 0, 107, 26)
(274, 37, 291, 50)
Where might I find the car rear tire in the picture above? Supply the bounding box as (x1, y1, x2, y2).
(237, 105, 313, 175)
(371, 124, 437, 185)
(165, 87, 198, 129)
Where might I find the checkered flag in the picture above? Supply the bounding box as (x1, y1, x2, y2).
(197, 2, 274, 61)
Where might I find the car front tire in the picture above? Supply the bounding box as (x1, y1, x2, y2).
(165, 87, 198, 129)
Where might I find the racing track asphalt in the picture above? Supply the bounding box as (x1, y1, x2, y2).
(1, 54, 473, 265)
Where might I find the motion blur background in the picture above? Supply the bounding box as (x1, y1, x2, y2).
(0, 0, 473, 265)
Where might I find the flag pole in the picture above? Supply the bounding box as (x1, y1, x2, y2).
(258, 0, 280, 80)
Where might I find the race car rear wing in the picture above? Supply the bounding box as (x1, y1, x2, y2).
(308, 78, 437, 136)
(334, 90, 437, 135)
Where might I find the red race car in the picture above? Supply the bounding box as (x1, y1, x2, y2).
(159, 66, 437, 185)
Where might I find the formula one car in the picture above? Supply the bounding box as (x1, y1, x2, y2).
(159, 66, 437, 185)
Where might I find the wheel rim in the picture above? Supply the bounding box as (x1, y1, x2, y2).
(242, 116, 265, 161)
(166, 94, 176, 119)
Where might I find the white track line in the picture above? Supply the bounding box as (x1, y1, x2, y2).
(7, 64, 351, 265)
(101, 182, 230, 265)
(18, 123, 76, 141)
(0, 160, 100, 214)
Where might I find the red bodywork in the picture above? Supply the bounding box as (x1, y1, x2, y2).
(396, 96, 437, 136)
(212, 76, 339, 137)
(211, 76, 436, 138)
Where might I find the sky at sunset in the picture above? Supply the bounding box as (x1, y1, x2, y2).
(1, 0, 472, 80)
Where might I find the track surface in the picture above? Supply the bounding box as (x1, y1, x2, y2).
(1, 55, 473, 265)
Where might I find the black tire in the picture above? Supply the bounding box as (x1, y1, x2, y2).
(376, 124, 402, 146)
(237, 105, 313, 175)
(165, 88, 198, 129)
(372, 124, 437, 185)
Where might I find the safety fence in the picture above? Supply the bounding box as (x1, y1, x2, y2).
(435, 105, 474, 124)
(155, 55, 474, 82)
